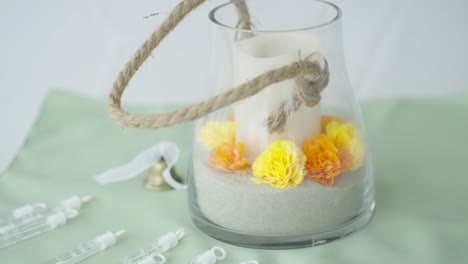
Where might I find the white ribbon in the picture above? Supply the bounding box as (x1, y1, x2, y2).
(94, 141, 186, 190)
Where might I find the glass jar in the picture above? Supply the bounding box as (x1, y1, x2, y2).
(188, 0, 375, 249)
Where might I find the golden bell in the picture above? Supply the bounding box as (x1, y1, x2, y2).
(144, 158, 182, 191)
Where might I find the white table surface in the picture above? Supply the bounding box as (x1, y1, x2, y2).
(1, 0, 467, 173)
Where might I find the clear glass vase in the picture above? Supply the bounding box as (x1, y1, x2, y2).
(188, 0, 375, 249)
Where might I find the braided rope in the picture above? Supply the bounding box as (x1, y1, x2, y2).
(108, 0, 328, 129)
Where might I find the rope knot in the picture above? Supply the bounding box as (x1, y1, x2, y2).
(266, 54, 330, 134)
(295, 53, 330, 107)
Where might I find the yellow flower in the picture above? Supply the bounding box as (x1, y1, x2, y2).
(321, 115, 345, 132)
(324, 121, 354, 148)
(199, 121, 236, 150)
(347, 137, 364, 170)
(322, 117, 364, 170)
(252, 141, 305, 189)
(303, 135, 341, 186)
(209, 142, 250, 173)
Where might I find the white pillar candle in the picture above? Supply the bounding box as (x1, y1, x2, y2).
(233, 33, 322, 162)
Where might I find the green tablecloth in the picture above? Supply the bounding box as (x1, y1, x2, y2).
(1, 91, 467, 263)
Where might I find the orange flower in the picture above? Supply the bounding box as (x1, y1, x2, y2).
(338, 148, 353, 171)
(209, 142, 250, 173)
(303, 134, 342, 186)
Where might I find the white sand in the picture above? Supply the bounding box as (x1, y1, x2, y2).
(194, 157, 366, 236)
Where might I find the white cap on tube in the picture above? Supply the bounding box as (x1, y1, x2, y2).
(192, 247, 226, 264)
(95, 230, 126, 250)
(59, 195, 93, 210)
(46, 212, 67, 229)
(136, 253, 166, 264)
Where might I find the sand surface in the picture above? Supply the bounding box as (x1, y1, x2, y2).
(193, 157, 367, 236)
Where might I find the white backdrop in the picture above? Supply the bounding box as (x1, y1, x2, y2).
(1, 0, 467, 173)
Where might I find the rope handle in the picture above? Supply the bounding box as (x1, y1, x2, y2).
(108, 0, 329, 129)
